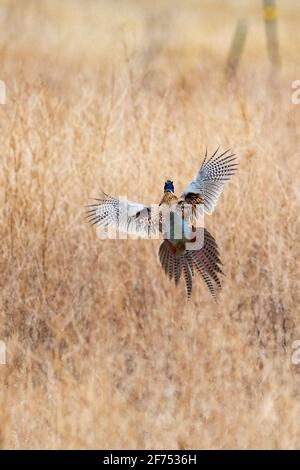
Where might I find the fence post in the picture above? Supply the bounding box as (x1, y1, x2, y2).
(225, 19, 248, 78)
(263, 0, 280, 67)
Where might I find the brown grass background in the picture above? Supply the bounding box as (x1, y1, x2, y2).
(0, 0, 300, 449)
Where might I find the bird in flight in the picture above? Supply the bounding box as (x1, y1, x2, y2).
(86, 148, 237, 299)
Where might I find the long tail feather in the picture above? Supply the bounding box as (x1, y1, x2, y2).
(158, 228, 223, 300)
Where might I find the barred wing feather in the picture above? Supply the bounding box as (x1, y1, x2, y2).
(86, 194, 159, 238)
(182, 148, 238, 215)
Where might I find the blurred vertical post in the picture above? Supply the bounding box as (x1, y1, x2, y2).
(225, 19, 248, 78)
(263, 0, 280, 67)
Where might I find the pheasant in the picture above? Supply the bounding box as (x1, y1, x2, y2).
(87, 148, 237, 299)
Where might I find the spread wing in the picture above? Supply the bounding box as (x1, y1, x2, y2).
(181, 148, 238, 215)
(86, 193, 159, 238)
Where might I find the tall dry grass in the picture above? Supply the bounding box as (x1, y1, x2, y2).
(0, 0, 300, 449)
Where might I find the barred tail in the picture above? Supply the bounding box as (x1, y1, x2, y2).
(159, 228, 223, 300)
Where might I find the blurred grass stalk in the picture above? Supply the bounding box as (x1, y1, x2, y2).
(225, 19, 248, 78)
(263, 0, 280, 67)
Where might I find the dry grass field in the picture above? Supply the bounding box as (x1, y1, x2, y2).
(0, 0, 300, 449)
